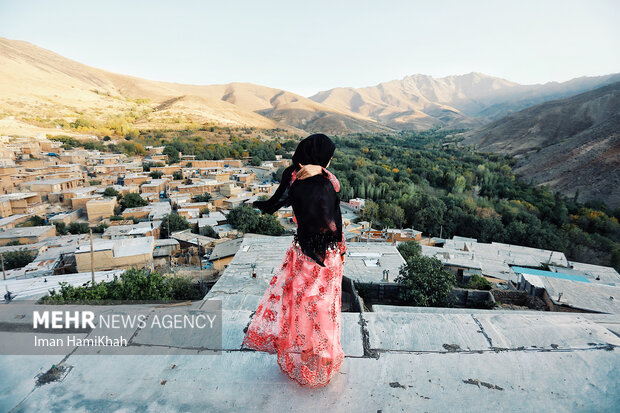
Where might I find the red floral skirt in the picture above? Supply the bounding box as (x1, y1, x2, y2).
(241, 240, 345, 387)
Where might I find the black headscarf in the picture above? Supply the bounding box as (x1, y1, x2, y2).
(253, 134, 341, 267)
(253, 134, 336, 214)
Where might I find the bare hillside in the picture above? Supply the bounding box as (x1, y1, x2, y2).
(463, 82, 620, 207)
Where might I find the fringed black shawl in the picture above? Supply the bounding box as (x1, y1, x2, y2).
(253, 134, 342, 267)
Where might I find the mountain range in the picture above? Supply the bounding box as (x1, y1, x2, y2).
(463, 81, 620, 208)
(2, 38, 619, 135)
(0, 38, 618, 205)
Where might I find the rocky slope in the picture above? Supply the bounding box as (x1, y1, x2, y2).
(463, 82, 620, 207)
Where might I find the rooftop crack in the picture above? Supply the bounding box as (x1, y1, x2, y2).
(471, 314, 493, 348)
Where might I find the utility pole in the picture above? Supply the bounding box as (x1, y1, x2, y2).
(197, 239, 202, 270)
(89, 229, 95, 284)
(1, 253, 5, 280)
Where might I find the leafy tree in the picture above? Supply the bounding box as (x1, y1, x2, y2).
(120, 193, 148, 210)
(226, 204, 284, 235)
(103, 187, 120, 198)
(163, 146, 180, 164)
(193, 193, 212, 202)
(161, 213, 190, 238)
(250, 156, 262, 166)
(395, 255, 457, 307)
(202, 225, 219, 239)
(466, 274, 492, 290)
(379, 203, 405, 228)
(257, 213, 285, 236)
(40, 269, 201, 303)
(361, 200, 379, 225)
(226, 205, 260, 233)
(150, 170, 164, 179)
(68, 222, 90, 234)
(2, 249, 35, 270)
(24, 215, 46, 226)
(397, 241, 422, 262)
(53, 221, 68, 235)
(172, 170, 183, 180)
(92, 223, 109, 234)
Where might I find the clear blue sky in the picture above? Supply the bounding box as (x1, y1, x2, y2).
(1, 0, 618, 96)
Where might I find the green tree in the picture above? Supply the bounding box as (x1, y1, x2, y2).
(193, 193, 212, 202)
(395, 255, 456, 307)
(172, 170, 183, 180)
(2, 249, 35, 270)
(361, 200, 380, 226)
(68, 222, 90, 234)
(24, 215, 46, 226)
(467, 274, 492, 290)
(257, 213, 285, 236)
(163, 146, 180, 164)
(53, 221, 68, 235)
(120, 193, 148, 210)
(92, 223, 109, 234)
(397, 241, 422, 262)
(161, 214, 190, 238)
(150, 170, 164, 179)
(103, 187, 120, 198)
(226, 204, 284, 235)
(202, 225, 219, 239)
(226, 205, 261, 233)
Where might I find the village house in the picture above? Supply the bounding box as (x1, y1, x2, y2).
(19, 177, 82, 198)
(0, 193, 42, 216)
(85, 198, 116, 222)
(74, 236, 154, 272)
(102, 220, 161, 239)
(122, 202, 171, 221)
(0, 225, 56, 246)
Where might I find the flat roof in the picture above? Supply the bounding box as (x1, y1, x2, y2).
(513, 266, 591, 283)
(0, 225, 53, 238)
(209, 238, 244, 260)
(75, 236, 154, 257)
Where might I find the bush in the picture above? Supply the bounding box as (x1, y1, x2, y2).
(467, 274, 493, 290)
(161, 214, 190, 238)
(202, 225, 219, 239)
(103, 187, 120, 198)
(172, 171, 183, 180)
(167, 276, 203, 300)
(226, 204, 284, 236)
(39, 269, 201, 303)
(120, 193, 148, 210)
(68, 222, 90, 234)
(193, 193, 211, 202)
(2, 249, 35, 270)
(395, 255, 457, 307)
(92, 223, 109, 234)
(22, 215, 46, 227)
(397, 241, 422, 262)
(53, 222, 68, 235)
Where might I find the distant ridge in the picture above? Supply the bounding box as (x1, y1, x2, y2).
(463, 82, 620, 207)
(1, 38, 619, 135)
(310, 72, 620, 130)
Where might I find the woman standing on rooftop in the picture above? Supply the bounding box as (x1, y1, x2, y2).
(241, 133, 346, 387)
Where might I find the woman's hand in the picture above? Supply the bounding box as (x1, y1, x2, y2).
(296, 164, 323, 180)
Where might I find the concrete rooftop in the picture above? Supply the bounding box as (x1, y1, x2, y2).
(1, 234, 619, 412)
